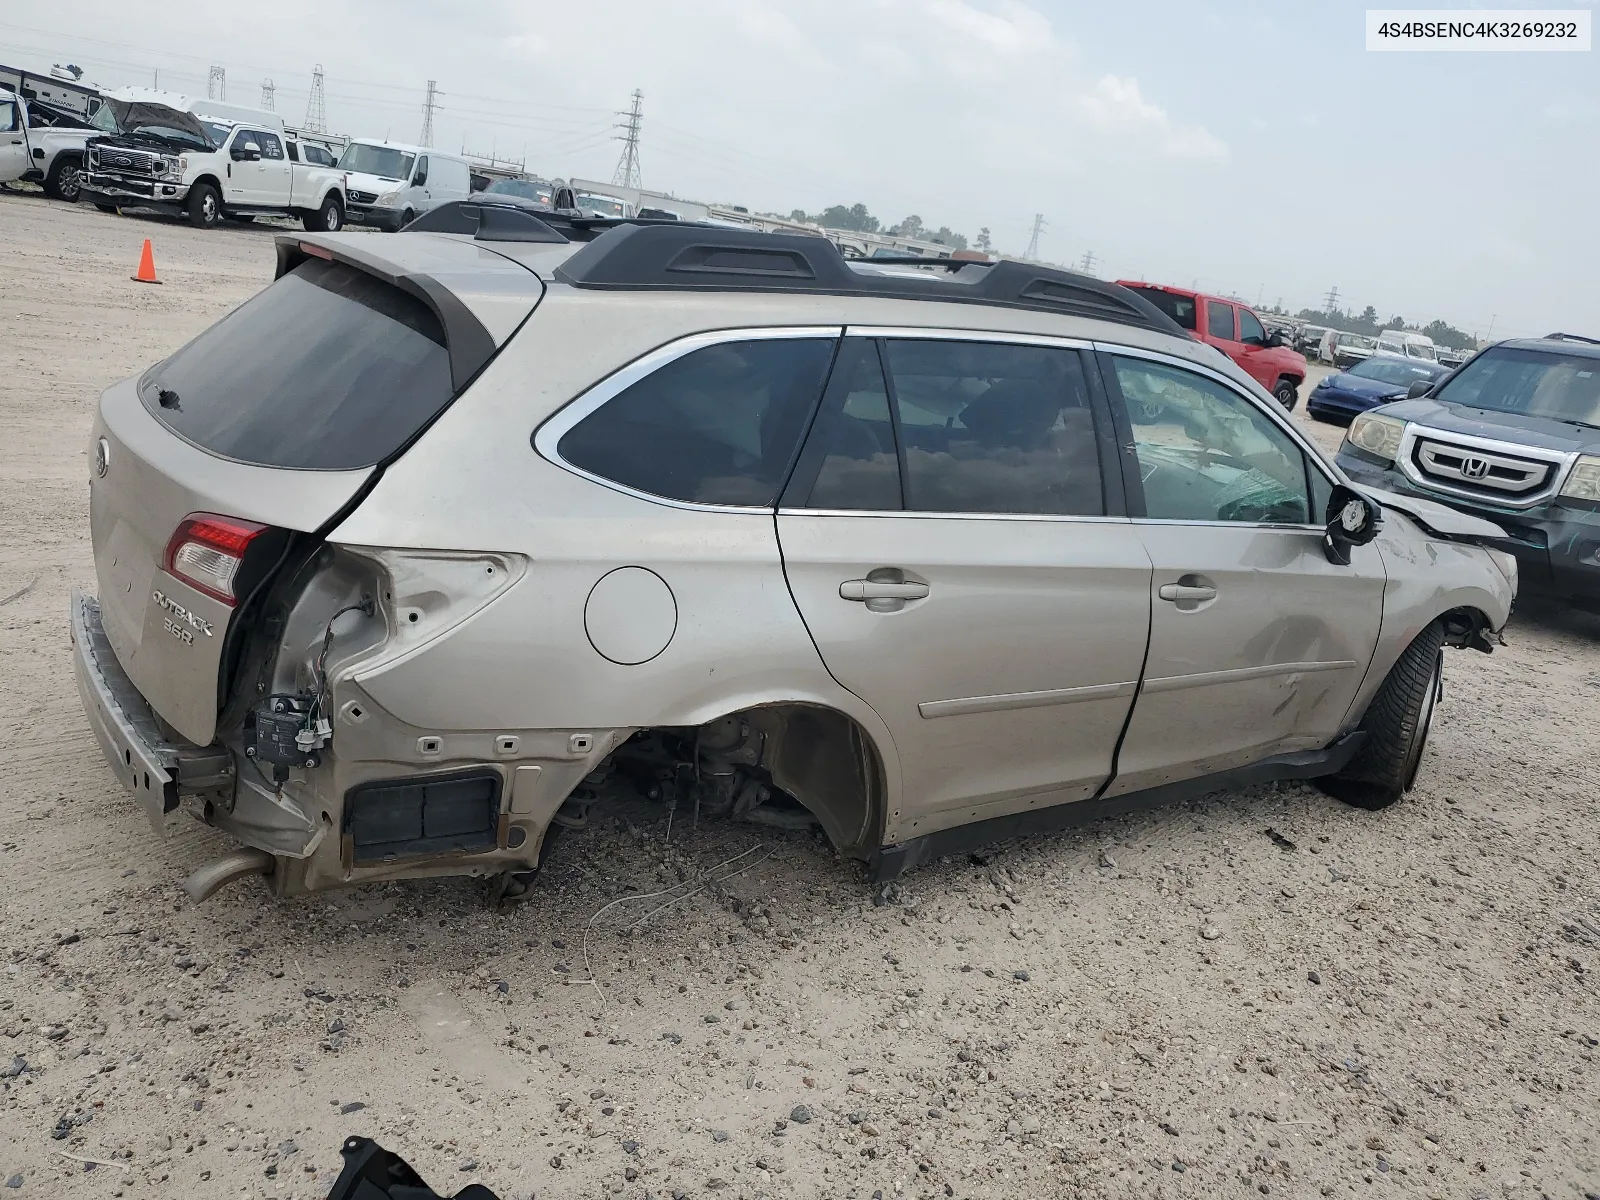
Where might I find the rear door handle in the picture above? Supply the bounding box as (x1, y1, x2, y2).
(840, 580, 930, 602)
(1158, 583, 1217, 603)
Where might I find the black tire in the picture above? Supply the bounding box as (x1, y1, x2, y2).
(1274, 377, 1299, 410)
(303, 194, 343, 233)
(94, 203, 118, 214)
(44, 155, 83, 202)
(186, 181, 221, 229)
(1320, 621, 1445, 810)
(397, 207, 415, 231)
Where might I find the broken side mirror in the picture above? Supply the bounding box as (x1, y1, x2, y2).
(1323, 484, 1382, 565)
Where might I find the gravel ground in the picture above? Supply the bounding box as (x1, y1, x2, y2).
(2, 191, 1598, 1200)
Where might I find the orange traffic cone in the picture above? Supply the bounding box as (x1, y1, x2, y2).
(131, 239, 162, 285)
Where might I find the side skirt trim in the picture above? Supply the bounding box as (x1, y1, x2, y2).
(869, 732, 1365, 883)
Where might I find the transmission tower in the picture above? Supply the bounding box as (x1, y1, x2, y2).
(1023, 213, 1046, 260)
(420, 80, 441, 148)
(304, 64, 327, 133)
(611, 89, 643, 190)
(207, 66, 226, 101)
(1078, 249, 1098, 274)
(1322, 285, 1340, 315)
(260, 79, 275, 111)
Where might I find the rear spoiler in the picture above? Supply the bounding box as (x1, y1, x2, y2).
(1357, 485, 1521, 554)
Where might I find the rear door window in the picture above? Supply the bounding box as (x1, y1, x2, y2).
(140, 258, 454, 470)
(803, 340, 902, 511)
(885, 340, 1104, 515)
(556, 338, 836, 506)
(1206, 301, 1237, 341)
(256, 131, 284, 159)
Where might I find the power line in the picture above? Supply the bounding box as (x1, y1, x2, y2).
(207, 64, 225, 101)
(1078, 249, 1098, 274)
(1024, 213, 1046, 260)
(612, 88, 643, 190)
(420, 79, 440, 147)
(304, 63, 326, 132)
(260, 78, 274, 111)
(1322, 285, 1340, 315)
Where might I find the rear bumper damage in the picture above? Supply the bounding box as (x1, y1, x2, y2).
(71, 590, 182, 836)
(70, 586, 615, 899)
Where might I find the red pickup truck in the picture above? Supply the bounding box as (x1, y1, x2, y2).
(1117, 282, 1306, 410)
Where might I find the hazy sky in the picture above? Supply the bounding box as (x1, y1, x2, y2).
(5, 1, 1595, 337)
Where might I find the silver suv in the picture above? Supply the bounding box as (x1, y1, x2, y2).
(71, 203, 1517, 901)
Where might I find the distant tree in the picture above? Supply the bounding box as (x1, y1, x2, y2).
(1355, 305, 1379, 333)
(812, 203, 880, 233)
(1421, 319, 1476, 351)
(788, 208, 809, 222)
(929, 226, 968, 250)
(892, 214, 924, 239)
(1386, 315, 1406, 331)
(976, 227, 992, 253)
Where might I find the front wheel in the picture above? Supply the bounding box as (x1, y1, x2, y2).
(1319, 621, 1445, 810)
(1274, 377, 1299, 410)
(396, 207, 415, 232)
(44, 156, 83, 201)
(186, 182, 221, 229)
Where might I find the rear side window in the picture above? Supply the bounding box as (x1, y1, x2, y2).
(1206, 301, 1236, 341)
(141, 259, 453, 470)
(557, 338, 836, 506)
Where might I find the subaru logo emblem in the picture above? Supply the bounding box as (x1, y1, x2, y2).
(93, 437, 109, 478)
(1460, 455, 1490, 480)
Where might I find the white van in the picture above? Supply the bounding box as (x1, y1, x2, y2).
(1374, 329, 1439, 363)
(337, 141, 472, 231)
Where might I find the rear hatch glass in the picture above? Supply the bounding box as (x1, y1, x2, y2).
(139, 258, 454, 470)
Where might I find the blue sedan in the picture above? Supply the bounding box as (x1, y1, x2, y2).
(1306, 355, 1449, 424)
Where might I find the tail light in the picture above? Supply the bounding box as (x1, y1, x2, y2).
(163, 514, 266, 606)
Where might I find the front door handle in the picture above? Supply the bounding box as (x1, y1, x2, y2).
(1158, 583, 1217, 603)
(840, 579, 930, 602)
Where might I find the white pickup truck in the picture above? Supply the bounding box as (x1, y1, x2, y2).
(78, 89, 347, 231)
(0, 88, 94, 200)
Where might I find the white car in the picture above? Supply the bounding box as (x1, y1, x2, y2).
(573, 190, 634, 219)
(79, 89, 348, 231)
(338, 141, 472, 231)
(1374, 330, 1439, 363)
(0, 89, 92, 200)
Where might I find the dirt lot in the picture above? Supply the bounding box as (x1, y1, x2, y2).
(2, 191, 1598, 1200)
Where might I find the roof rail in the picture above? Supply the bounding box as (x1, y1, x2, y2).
(1543, 331, 1600, 345)
(552, 225, 1184, 333)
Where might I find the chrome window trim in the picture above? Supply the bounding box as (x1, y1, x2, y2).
(777, 508, 1131, 525)
(1395, 423, 1579, 510)
(532, 325, 844, 515)
(844, 326, 1094, 350)
(1092, 339, 1344, 519)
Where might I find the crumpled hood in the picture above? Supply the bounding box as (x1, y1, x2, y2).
(1378, 399, 1600, 456)
(107, 102, 214, 147)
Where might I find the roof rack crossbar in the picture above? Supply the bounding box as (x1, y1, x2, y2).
(1545, 332, 1600, 345)
(552, 225, 1183, 334)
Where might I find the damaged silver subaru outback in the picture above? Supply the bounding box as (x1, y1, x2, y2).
(72, 203, 1517, 902)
